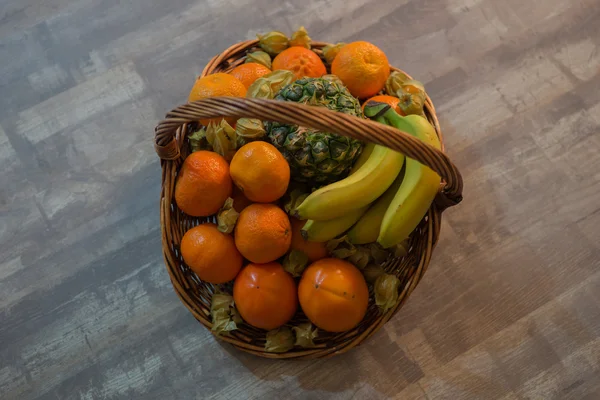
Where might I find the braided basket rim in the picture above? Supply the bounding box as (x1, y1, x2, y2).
(155, 39, 461, 359)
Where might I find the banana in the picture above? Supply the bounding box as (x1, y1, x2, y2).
(349, 142, 375, 175)
(346, 167, 405, 244)
(301, 205, 370, 243)
(294, 145, 405, 221)
(376, 107, 442, 248)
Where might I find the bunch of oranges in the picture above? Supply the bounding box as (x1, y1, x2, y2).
(175, 141, 370, 333)
(187, 40, 393, 118)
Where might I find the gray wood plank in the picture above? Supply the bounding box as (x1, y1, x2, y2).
(1, 0, 600, 399)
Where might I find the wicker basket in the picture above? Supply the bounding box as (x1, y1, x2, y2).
(154, 40, 463, 359)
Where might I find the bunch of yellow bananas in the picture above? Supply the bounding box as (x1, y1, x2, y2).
(293, 103, 441, 248)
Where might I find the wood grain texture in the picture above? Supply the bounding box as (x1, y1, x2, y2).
(1, 0, 599, 398)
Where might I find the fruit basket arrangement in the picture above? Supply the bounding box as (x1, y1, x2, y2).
(154, 27, 463, 359)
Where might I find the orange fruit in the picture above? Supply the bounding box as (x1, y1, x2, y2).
(229, 141, 290, 203)
(233, 262, 297, 330)
(188, 73, 247, 126)
(229, 63, 272, 89)
(175, 151, 232, 217)
(231, 185, 252, 213)
(272, 47, 327, 80)
(331, 41, 390, 99)
(234, 204, 292, 264)
(298, 258, 369, 332)
(181, 223, 243, 284)
(362, 94, 404, 116)
(290, 217, 328, 262)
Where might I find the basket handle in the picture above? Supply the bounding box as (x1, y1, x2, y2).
(154, 97, 463, 208)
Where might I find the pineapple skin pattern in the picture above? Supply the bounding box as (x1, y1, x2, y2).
(265, 78, 364, 185)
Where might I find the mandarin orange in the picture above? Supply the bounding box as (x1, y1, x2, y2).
(229, 63, 272, 89)
(188, 73, 247, 126)
(298, 258, 369, 332)
(331, 41, 390, 99)
(233, 262, 297, 330)
(229, 141, 290, 203)
(175, 151, 232, 217)
(181, 224, 242, 284)
(272, 47, 327, 80)
(234, 204, 291, 264)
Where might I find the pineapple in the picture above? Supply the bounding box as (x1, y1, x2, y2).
(265, 77, 364, 184)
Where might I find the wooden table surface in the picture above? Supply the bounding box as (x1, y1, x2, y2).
(1, 0, 600, 399)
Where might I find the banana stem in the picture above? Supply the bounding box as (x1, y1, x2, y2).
(374, 116, 387, 125)
(363, 102, 391, 119)
(380, 108, 418, 137)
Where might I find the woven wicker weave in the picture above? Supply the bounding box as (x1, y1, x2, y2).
(154, 40, 463, 359)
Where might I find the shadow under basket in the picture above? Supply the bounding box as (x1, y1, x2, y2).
(154, 40, 464, 359)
